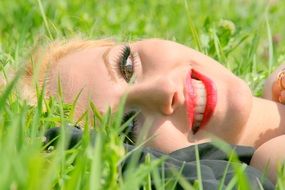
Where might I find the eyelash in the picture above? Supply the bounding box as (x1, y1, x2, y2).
(121, 111, 138, 145)
(118, 45, 137, 82)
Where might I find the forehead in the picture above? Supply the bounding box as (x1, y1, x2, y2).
(48, 46, 124, 112)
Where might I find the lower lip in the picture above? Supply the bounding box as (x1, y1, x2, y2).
(185, 69, 217, 131)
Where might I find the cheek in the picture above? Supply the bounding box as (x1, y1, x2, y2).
(224, 77, 253, 127)
(207, 76, 253, 142)
(229, 78, 252, 111)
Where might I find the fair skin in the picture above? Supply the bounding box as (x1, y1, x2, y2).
(250, 134, 285, 183)
(45, 38, 285, 181)
(263, 63, 285, 103)
(250, 64, 285, 183)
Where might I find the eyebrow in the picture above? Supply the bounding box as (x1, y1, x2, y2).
(102, 46, 117, 82)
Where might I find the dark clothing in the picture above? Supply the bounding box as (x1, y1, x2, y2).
(124, 143, 275, 190)
(45, 126, 275, 189)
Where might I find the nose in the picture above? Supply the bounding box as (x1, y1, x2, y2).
(127, 76, 183, 115)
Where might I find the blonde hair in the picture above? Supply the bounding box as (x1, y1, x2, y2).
(22, 38, 116, 104)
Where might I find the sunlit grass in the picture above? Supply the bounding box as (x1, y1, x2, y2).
(1, 0, 285, 189)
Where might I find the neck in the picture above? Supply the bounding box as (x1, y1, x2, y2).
(239, 97, 285, 148)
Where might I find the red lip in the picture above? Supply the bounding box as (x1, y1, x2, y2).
(185, 69, 217, 133)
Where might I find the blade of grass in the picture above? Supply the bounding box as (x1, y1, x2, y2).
(265, 14, 273, 73)
(89, 133, 103, 190)
(0, 69, 23, 112)
(37, 0, 53, 39)
(194, 144, 203, 190)
(184, 0, 202, 52)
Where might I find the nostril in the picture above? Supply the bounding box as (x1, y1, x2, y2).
(159, 91, 177, 115)
(171, 92, 178, 107)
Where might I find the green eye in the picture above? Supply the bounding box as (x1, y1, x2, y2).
(119, 46, 134, 82)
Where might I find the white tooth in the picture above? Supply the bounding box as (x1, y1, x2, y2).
(191, 79, 208, 127)
(197, 86, 206, 97)
(194, 113, 203, 121)
(195, 104, 206, 113)
(193, 80, 203, 88)
(196, 96, 206, 106)
(194, 81, 206, 108)
(193, 79, 201, 83)
(192, 79, 200, 83)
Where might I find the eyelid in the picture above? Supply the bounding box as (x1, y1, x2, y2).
(102, 46, 117, 81)
(109, 45, 128, 70)
(109, 45, 142, 82)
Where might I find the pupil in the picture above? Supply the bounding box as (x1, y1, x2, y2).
(126, 65, 132, 73)
(124, 59, 133, 81)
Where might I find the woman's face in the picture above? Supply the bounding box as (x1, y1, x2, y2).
(48, 39, 252, 153)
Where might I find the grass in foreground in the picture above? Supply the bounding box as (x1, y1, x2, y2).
(1, 0, 285, 189)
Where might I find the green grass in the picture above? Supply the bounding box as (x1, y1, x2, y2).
(1, 0, 285, 189)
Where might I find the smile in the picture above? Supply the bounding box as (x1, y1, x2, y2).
(185, 69, 217, 134)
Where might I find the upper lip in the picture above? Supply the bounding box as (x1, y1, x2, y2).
(185, 69, 217, 134)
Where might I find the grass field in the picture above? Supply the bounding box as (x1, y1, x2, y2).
(1, 0, 285, 189)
